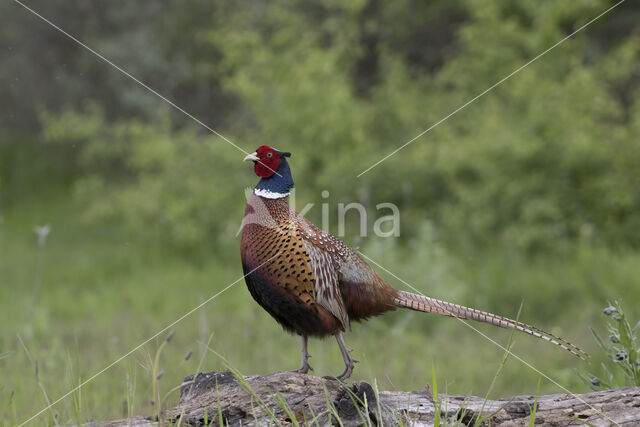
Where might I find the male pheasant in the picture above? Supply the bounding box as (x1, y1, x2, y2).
(240, 145, 586, 379)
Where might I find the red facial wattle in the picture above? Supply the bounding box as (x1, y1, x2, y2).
(254, 145, 281, 178)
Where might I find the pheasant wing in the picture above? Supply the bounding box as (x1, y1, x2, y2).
(298, 227, 350, 331)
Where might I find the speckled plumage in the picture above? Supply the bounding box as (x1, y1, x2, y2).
(241, 193, 398, 338)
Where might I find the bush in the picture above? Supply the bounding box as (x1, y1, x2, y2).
(37, 0, 640, 254)
(41, 107, 250, 253)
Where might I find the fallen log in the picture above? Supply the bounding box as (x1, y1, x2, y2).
(95, 371, 640, 426)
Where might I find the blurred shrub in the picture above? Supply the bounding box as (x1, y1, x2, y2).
(36, 0, 640, 254)
(41, 106, 249, 253)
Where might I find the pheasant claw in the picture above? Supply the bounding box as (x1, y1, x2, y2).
(293, 335, 313, 374)
(334, 332, 357, 380)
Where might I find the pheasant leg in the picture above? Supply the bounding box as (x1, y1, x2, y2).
(335, 332, 358, 380)
(293, 335, 313, 374)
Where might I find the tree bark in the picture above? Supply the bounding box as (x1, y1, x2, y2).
(95, 371, 640, 426)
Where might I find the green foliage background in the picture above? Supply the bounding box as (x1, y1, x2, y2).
(1, 0, 639, 424)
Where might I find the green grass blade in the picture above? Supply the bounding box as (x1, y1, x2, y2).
(323, 384, 343, 427)
(342, 387, 370, 426)
(528, 378, 540, 427)
(226, 364, 282, 426)
(568, 416, 598, 427)
(305, 401, 323, 427)
(432, 363, 440, 427)
(590, 328, 608, 353)
(373, 379, 384, 427)
(272, 391, 300, 427)
(216, 378, 224, 427)
(475, 302, 521, 425)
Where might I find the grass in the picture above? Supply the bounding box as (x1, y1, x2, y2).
(2, 190, 640, 425)
(529, 379, 541, 427)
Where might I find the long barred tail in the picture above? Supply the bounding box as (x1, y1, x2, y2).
(394, 290, 588, 360)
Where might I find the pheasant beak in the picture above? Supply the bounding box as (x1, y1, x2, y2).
(243, 152, 259, 162)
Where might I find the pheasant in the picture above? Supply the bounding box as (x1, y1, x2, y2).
(240, 145, 586, 380)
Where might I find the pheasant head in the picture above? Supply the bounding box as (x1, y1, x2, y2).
(244, 145, 294, 198)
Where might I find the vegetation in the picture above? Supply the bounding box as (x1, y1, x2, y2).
(581, 301, 640, 389)
(1, 0, 639, 424)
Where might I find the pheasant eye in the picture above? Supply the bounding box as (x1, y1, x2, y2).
(266, 152, 273, 158)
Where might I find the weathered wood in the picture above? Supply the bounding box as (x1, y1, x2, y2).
(95, 371, 640, 426)
(169, 371, 640, 426)
(85, 417, 157, 427)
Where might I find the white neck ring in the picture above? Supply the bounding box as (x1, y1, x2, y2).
(254, 188, 289, 199)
